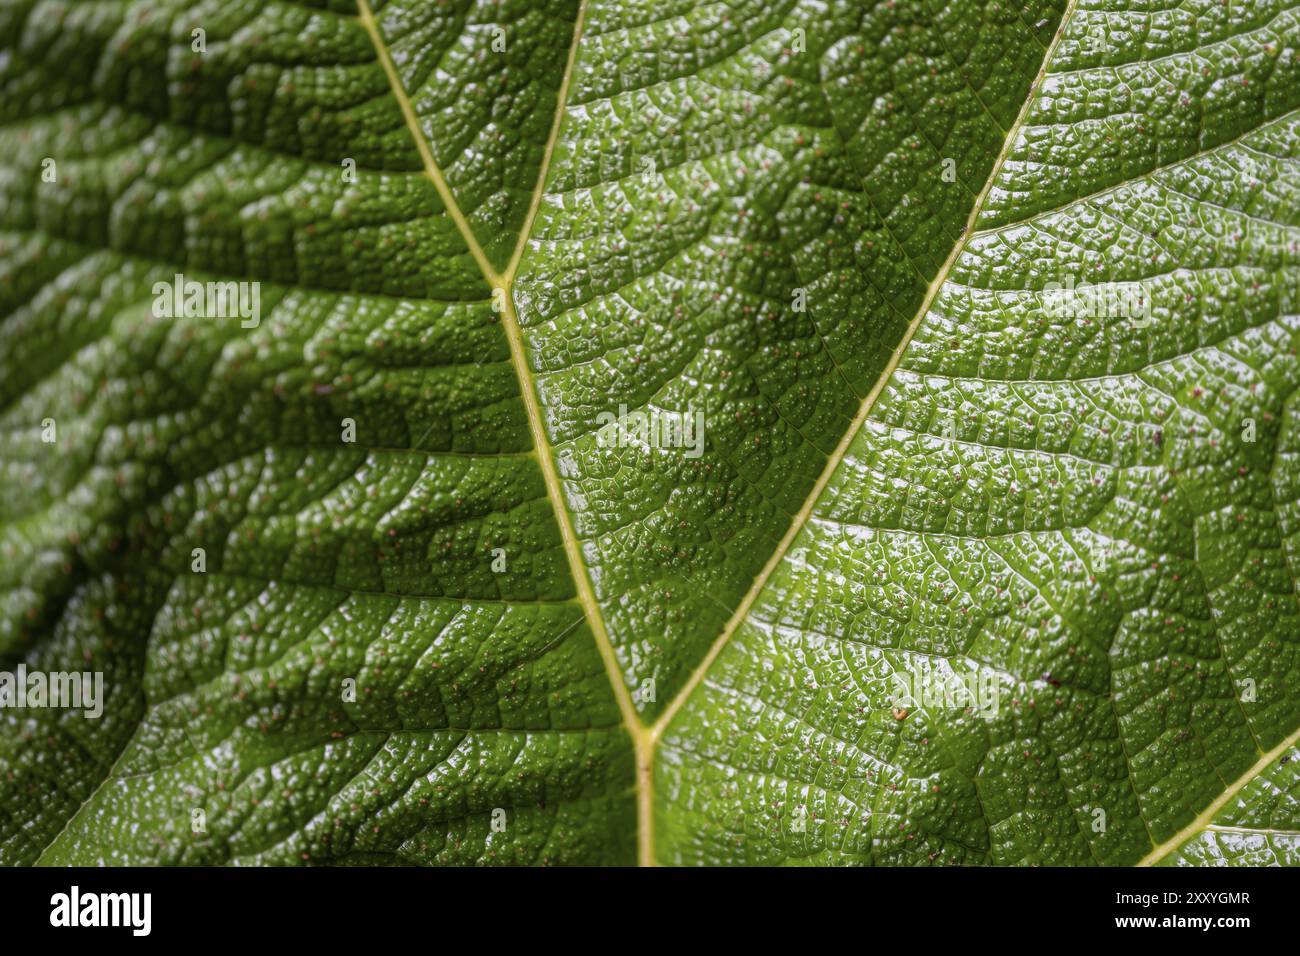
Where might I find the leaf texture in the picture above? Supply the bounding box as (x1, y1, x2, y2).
(1, 0, 1298, 868)
(656, 0, 1300, 865)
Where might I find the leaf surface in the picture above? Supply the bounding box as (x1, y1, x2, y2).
(1, 0, 1298, 867)
(0, 0, 631, 865)
(656, 0, 1300, 865)
(1159, 745, 1300, 866)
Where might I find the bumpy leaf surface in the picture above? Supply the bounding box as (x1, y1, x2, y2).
(1, 0, 1297, 867)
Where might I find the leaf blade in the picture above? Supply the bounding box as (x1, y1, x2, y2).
(0, 0, 635, 866)
(657, 1, 1300, 866)
(515, 0, 1068, 717)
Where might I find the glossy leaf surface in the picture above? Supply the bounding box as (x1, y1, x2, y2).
(1, 0, 1297, 867)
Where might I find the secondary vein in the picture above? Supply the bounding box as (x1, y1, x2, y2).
(355, 0, 652, 864)
(356, 0, 500, 285)
(650, 0, 1087, 746)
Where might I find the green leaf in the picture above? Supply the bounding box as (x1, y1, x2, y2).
(516, 0, 1066, 717)
(0, 0, 630, 866)
(2, 0, 1298, 868)
(655, 0, 1300, 865)
(1158, 745, 1300, 866)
